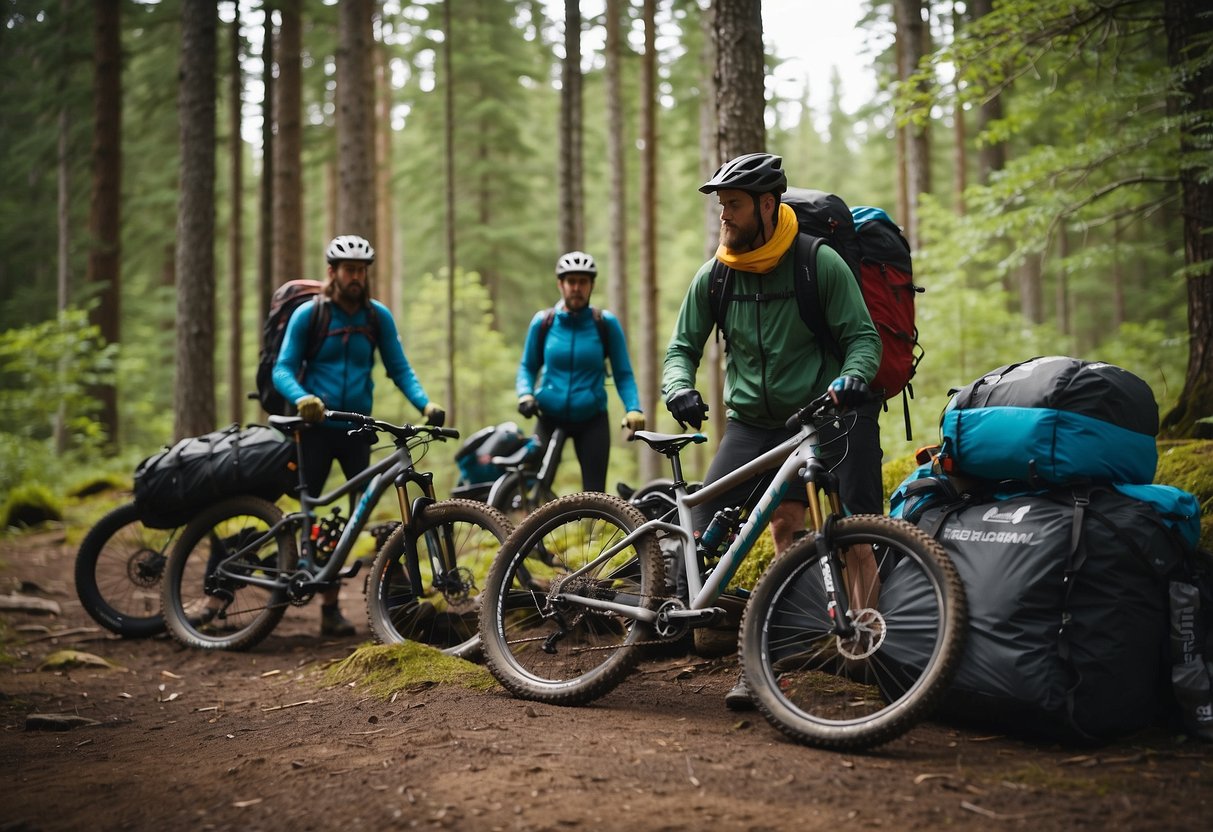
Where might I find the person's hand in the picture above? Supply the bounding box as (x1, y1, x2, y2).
(517, 395, 538, 419)
(666, 389, 708, 429)
(621, 411, 645, 432)
(423, 402, 446, 427)
(828, 375, 871, 407)
(295, 395, 325, 423)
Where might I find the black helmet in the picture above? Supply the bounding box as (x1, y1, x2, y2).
(555, 250, 597, 278)
(699, 153, 787, 196)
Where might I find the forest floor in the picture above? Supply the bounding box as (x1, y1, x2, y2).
(1, 522, 1211, 832)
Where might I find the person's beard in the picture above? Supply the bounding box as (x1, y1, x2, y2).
(339, 280, 366, 304)
(721, 214, 758, 251)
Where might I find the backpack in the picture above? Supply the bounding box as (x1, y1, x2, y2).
(252, 279, 379, 416)
(707, 188, 923, 437)
(536, 304, 613, 375)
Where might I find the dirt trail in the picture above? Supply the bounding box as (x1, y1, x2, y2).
(1, 526, 1210, 831)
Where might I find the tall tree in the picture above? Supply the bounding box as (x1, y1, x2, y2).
(893, 0, 931, 249)
(87, 0, 122, 446)
(604, 0, 628, 330)
(258, 7, 275, 323)
(227, 11, 245, 426)
(273, 0, 303, 287)
(1160, 0, 1213, 438)
(335, 0, 377, 238)
(638, 0, 659, 479)
(558, 0, 584, 252)
(174, 2, 218, 441)
(442, 0, 458, 424)
(374, 31, 395, 315)
(712, 0, 765, 159)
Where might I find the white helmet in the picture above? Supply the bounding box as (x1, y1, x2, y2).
(326, 235, 375, 265)
(555, 250, 597, 278)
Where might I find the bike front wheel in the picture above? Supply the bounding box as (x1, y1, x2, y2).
(478, 493, 663, 706)
(365, 499, 513, 660)
(161, 496, 298, 651)
(740, 514, 967, 751)
(75, 501, 177, 638)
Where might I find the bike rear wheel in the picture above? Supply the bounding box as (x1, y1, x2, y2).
(161, 496, 297, 651)
(488, 471, 556, 526)
(75, 501, 177, 638)
(478, 493, 663, 705)
(740, 514, 967, 751)
(365, 499, 513, 660)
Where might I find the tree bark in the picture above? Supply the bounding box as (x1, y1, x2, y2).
(374, 33, 395, 316)
(228, 12, 245, 426)
(442, 0, 457, 425)
(700, 2, 724, 460)
(174, 1, 218, 441)
(638, 0, 659, 481)
(712, 0, 765, 160)
(336, 0, 377, 239)
(559, 0, 584, 252)
(273, 0, 303, 287)
(894, 0, 931, 250)
(87, 0, 122, 447)
(258, 7, 275, 323)
(605, 0, 628, 331)
(969, 0, 1007, 186)
(1160, 0, 1213, 438)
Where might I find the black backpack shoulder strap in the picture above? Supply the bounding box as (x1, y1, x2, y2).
(590, 306, 612, 376)
(535, 306, 558, 365)
(791, 233, 844, 364)
(304, 297, 330, 360)
(707, 259, 732, 348)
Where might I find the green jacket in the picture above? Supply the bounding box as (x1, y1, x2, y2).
(662, 243, 881, 429)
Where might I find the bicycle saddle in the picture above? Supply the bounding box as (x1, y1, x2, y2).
(628, 430, 707, 456)
(491, 443, 536, 467)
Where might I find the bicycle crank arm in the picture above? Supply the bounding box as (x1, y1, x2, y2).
(660, 606, 726, 626)
(337, 560, 362, 580)
(550, 593, 658, 623)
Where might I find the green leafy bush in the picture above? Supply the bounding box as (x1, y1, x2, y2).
(1, 483, 62, 530)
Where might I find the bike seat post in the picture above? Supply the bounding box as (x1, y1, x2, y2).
(668, 449, 687, 486)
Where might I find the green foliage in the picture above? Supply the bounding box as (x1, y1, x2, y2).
(1, 483, 63, 531)
(0, 310, 116, 500)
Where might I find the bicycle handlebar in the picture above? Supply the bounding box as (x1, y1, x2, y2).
(782, 388, 881, 432)
(324, 410, 460, 441)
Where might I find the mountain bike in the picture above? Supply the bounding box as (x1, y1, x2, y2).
(486, 424, 567, 523)
(75, 502, 181, 638)
(477, 392, 967, 751)
(160, 411, 511, 656)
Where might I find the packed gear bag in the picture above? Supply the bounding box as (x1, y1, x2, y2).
(453, 421, 530, 487)
(883, 484, 1197, 742)
(252, 280, 379, 416)
(708, 189, 923, 436)
(937, 355, 1159, 486)
(1169, 549, 1213, 741)
(133, 424, 297, 529)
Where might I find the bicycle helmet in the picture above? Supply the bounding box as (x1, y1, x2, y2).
(699, 152, 787, 196)
(555, 250, 597, 278)
(325, 235, 376, 265)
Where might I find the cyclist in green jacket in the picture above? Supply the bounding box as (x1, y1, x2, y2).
(662, 152, 883, 709)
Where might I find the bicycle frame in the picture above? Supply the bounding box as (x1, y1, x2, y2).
(486, 424, 568, 511)
(206, 416, 443, 597)
(547, 412, 851, 633)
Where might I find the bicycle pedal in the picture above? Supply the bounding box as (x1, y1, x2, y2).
(661, 606, 725, 625)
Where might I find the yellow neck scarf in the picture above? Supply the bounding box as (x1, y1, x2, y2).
(714, 202, 798, 274)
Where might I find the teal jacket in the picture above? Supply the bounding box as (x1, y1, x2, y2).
(516, 303, 642, 423)
(662, 243, 880, 429)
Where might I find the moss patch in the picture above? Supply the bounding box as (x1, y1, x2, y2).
(1155, 440, 1213, 548)
(323, 641, 497, 698)
(1, 484, 62, 530)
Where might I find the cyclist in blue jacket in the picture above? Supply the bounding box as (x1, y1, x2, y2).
(515, 251, 644, 493)
(273, 234, 445, 636)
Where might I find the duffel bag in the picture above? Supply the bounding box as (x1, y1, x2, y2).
(133, 423, 297, 529)
(937, 355, 1158, 485)
(881, 484, 1192, 742)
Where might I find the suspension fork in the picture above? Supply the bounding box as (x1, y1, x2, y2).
(804, 464, 854, 638)
(394, 470, 437, 599)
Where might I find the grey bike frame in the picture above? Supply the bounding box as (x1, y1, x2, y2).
(550, 420, 822, 623)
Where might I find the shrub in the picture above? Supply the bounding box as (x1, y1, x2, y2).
(1, 483, 63, 530)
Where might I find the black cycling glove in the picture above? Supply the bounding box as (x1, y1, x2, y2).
(666, 388, 709, 430)
(828, 376, 871, 408)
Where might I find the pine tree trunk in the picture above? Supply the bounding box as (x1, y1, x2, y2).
(228, 13, 245, 426)
(87, 0, 122, 447)
(336, 0, 376, 238)
(605, 0, 628, 331)
(374, 35, 395, 316)
(258, 9, 274, 323)
(1160, 0, 1213, 438)
(894, 0, 931, 250)
(273, 0, 303, 287)
(174, 1, 218, 442)
(559, 0, 584, 252)
(638, 0, 660, 482)
(712, 0, 765, 159)
(442, 0, 457, 425)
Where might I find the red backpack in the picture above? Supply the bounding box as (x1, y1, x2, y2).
(708, 190, 923, 437)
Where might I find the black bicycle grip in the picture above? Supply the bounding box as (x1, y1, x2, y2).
(325, 409, 373, 425)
